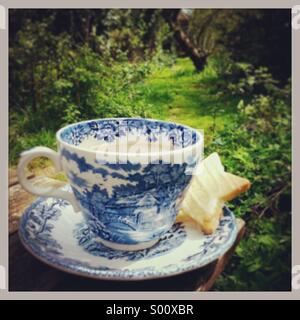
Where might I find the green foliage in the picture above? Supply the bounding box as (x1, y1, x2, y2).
(95, 9, 174, 62)
(9, 20, 156, 164)
(9, 128, 57, 165)
(206, 68, 291, 291)
(219, 9, 291, 82)
(187, 9, 243, 57)
(186, 9, 290, 80)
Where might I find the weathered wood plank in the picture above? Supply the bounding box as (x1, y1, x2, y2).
(9, 166, 61, 234)
(9, 179, 36, 234)
(9, 168, 34, 187)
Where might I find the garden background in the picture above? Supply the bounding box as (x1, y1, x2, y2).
(9, 9, 291, 291)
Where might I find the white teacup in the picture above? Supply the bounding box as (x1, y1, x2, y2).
(18, 118, 203, 250)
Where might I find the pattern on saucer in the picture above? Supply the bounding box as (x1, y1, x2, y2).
(19, 197, 238, 280)
(73, 222, 187, 261)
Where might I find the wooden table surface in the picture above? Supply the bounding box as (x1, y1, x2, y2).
(9, 168, 245, 291)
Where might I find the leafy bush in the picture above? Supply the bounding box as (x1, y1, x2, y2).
(201, 54, 288, 98)
(9, 21, 157, 164)
(206, 67, 291, 291)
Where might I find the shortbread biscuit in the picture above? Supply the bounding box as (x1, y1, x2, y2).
(177, 153, 250, 234)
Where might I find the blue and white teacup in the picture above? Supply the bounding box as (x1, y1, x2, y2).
(18, 118, 203, 250)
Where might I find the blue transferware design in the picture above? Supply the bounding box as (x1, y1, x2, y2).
(67, 160, 193, 245)
(73, 221, 187, 261)
(61, 148, 95, 173)
(58, 118, 201, 246)
(60, 118, 198, 147)
(19, 197, 238, 280)
(19, 198, 68, 256)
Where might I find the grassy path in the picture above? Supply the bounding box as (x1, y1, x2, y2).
(141, 58, 239, 141)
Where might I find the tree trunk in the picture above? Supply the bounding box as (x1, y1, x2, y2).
(163, 9, 208, 72)
(172, 25, 208, 71)
(84, 12, 91, 44)
(30, 62, 37, 112)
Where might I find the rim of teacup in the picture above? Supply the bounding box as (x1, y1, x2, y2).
(56, 117, 203, 159)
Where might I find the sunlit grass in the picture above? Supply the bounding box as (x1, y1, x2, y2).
(140, 57, 239, 144)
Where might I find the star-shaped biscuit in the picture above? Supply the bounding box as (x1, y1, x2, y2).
(177, 153, 250, 234)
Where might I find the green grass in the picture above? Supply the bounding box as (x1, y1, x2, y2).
(10, 58, 240, 168)
(139, 58, 240, 144)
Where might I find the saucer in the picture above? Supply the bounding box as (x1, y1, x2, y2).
(19, 197, 238, 280)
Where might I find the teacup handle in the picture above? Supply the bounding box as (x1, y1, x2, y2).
(17, 146, 80, 212)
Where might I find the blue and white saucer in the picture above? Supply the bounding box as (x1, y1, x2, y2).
(19, 197, 238, 280)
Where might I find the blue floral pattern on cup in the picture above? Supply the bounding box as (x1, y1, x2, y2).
(60, 118, 198, 148)
(57, 118, 202, 246)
